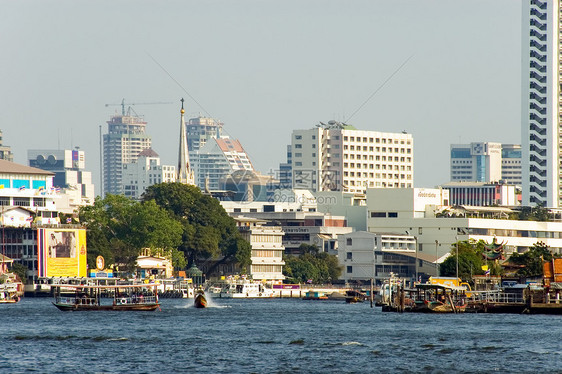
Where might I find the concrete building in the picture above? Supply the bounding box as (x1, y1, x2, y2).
(366, 188, 562, 262)
(440, 182, 520, 207)
(187, 115, 224, 153)
(521, 1, 560, 207)
(235, 217, 285, 282)
(278, 145, 292, 190)
(103, 112, 152, 196)
(0, 130, 13, 162)
(501, 144, 522, 186)
(122, 149, 176, 200)
(28, 149, 95, 210)
(290, 121, 413, 194)
(338, 231, 436, 285)
(192, 137, 255, 191)
(450, 142, 522, 184)
(0, 159, 88, 283)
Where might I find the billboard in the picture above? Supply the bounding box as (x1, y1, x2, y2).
(38, 228, 87, 277)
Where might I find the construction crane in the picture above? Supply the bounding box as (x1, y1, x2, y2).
(105, 98, 173, 116)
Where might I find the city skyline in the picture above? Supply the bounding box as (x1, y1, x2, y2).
(1, 1, 521, 192)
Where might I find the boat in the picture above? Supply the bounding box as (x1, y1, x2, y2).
(0, 283, 20, 304)
(219, 279, 275, 298)
(302, 290, 329, 300)
(52, 283, 160, 311)
(345, 289, 367, 303)
(194, 288, 207, 308)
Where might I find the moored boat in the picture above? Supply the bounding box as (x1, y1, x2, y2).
(194, 288, 207, 308)
(52, 283, 160, 311)
(219, 279, 274, 298)
(0, 283, 20, 304)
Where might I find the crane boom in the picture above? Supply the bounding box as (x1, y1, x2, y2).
(105, 98, 173, 116)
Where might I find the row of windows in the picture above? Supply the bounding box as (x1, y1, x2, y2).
(251, 265, 283, 273)
(252, 250, 282, 257)
(344, 145, 411, 154)
(344, 160, 411, 168)
(252, 235, 282, 243)
(343, 136, 410, 145)
(344, 172, 411, 180)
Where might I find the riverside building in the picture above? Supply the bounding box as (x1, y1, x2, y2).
(290, 121, 413, 194)
(366, 188, 562, 263)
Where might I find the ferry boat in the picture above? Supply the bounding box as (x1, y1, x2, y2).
(219, 279, 275, 298)
(52, 283, 160, 311)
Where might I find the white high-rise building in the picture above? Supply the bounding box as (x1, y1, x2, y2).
(291, 122, 413, 194)
(103, 113, 152, 196)
(122, 149, 176, 200)
(521, 1, 559, 207)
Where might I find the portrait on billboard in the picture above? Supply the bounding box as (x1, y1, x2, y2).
(48, 231, 77, 258)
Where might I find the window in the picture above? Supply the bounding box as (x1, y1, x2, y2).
(370, 212, 386, 218)
(388, 212, 398, 218)
(347, 266, 352, 274)
(347, 238, 352, 245)
(295, 135, 302, 140)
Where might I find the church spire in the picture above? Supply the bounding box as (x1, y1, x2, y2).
(177, 98, 195, 185)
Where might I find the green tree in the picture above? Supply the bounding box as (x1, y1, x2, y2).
(79, 194, 183, 273)
(440, 239, 487, 281)
(509, 241, 553, 277)
(283, 252, 342, 284)
(142, 183, 251, 271)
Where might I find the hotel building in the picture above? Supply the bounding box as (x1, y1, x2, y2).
(291, 122, 413, 194)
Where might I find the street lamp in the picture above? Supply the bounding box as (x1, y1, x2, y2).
(435, 240, 439, 277)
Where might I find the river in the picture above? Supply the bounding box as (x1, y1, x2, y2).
(1, 297, 561, 373)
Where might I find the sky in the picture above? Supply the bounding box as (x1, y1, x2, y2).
(0, 0, 521, 193)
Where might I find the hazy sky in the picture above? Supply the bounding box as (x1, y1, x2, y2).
(1, 0, 521, 192)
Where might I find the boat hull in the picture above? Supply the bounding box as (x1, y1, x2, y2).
(52, 302, 160, 311)
(194, 294, 207, 308)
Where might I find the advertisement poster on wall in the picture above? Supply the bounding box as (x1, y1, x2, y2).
(37, 228, 87, 277)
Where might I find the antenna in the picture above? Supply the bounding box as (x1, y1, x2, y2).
(104, 99, 173, 116)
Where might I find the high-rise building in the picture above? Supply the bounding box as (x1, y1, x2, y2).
(0, 130, 13, 162)
(28, 149, 95, 207)
(191, 137, 255, 190)
(187, 116, 223, 153)
(450, 142, 521, 185)
(103, 112, 152, 196)
(122, 149, 176, 200)
(290, 121, 413, 194)
(521, 1, 558, 207)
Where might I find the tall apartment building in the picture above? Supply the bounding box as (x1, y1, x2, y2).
(191, 137, 255, 191)
(187, 116, 223, 153)
(278, 145, 292, 189)
(521, 1, 560, 207)
(291, 122, 413, 194)
(122, 149, 176, 200)
(0, 130, 13, 162)
(28, 149, 95, 207)
(103, 113, 152, 196)
(450, 142, 521, 185)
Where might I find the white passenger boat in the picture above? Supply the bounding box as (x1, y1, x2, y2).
(219, 280, 275, 298)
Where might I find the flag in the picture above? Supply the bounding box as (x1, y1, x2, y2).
(485, 269, 491, 276)
(481, 265, 488, 271)
(26, 216, 33, 222)
(66, 217, 72, 224)
(18, 186, 25, 191)
(307, 279, 313, 284)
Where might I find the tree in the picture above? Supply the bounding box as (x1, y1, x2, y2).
(79, 194, 183, 273)
(283, 252, 342, 284)
(509, 242, 554, 277)
(440, 239, 487, 281)
(142, 183, 251, 271)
